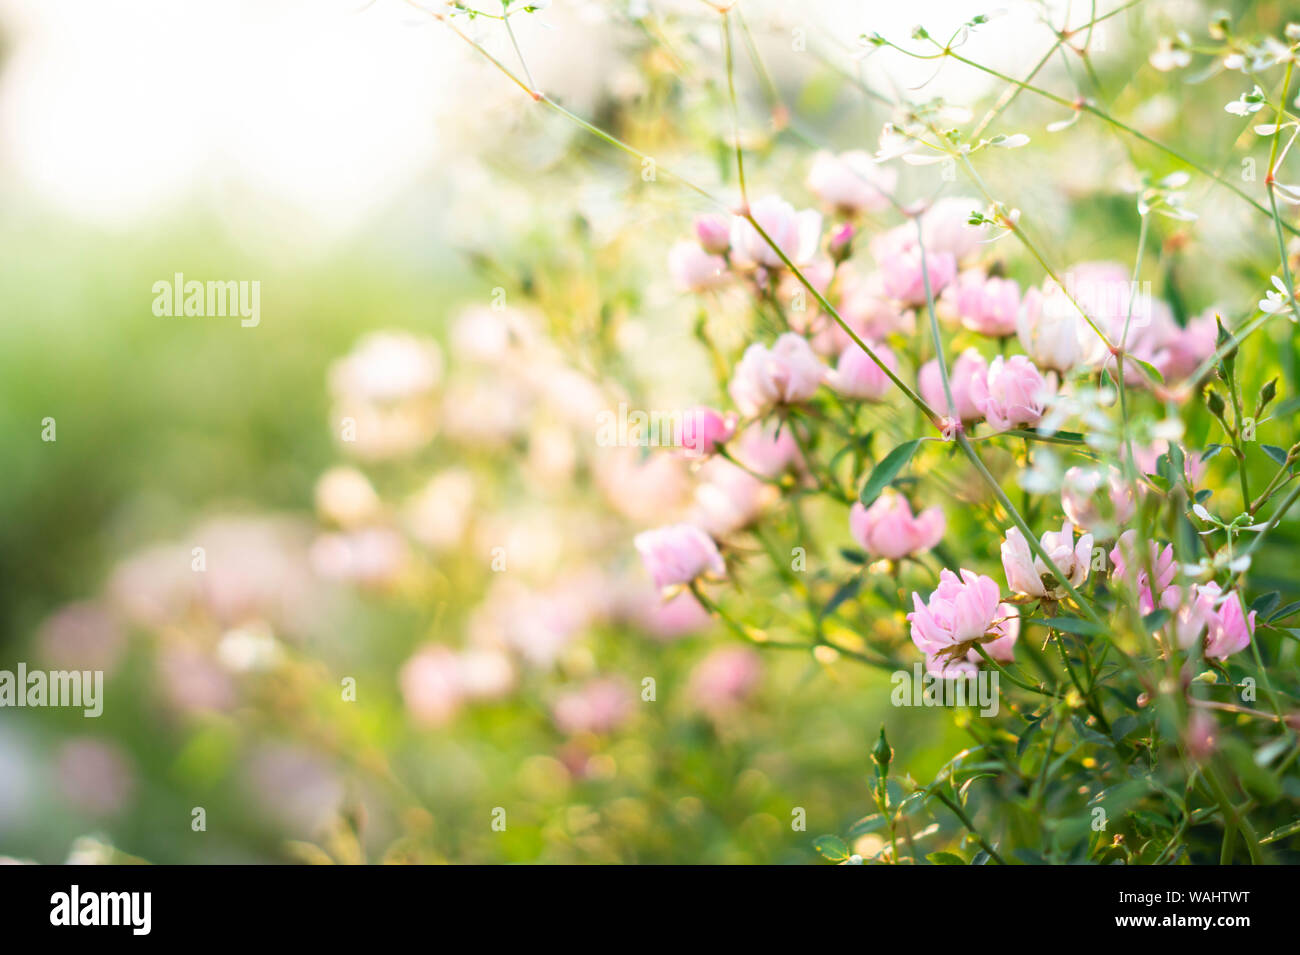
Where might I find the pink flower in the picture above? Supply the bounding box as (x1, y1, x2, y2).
(921, 197, 984, 263)
(634, 523, 726, 590)
(1157, 309, 1218, 382)
(1001, 522, 1093, 600)
(826, 343, 897, 401)
(927, 601, 1021, 674)
(668, 240, 728, 292)
(689, 647, 763, 714)
(552, 678, 634, 735)
(1160, 581, 1255, 659)
(943, 270, 1021, 336)
(970, 354, 1054, 432)
(871, 227, 957, 305)
(733, 420, 802, 477)
(690, 457, 779, 537)
(1109, 530, 1178, 615)
(728, 333, 825, 416)
(806, 150, 896, 214)
(1016, 285, 1087, 374)
(1061, 465, 1136, 535)
(849, 492, 945, 561)
(400, 645, 463, 727)
(694, 214, 731, 255)
(679, 406, 737, 458)
(730, 195, 823, 269)
(919, 349, 987, 422)
(1128, 440, 1205, 487)
(908, 568, 1004, 659)
(837, 270, 916, 342)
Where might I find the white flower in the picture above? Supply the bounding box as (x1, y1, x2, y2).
(1225, 86, 1266, 116)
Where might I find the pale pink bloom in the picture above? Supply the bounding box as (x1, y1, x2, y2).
(728, 333, 825, 416)
(1157, 309, 1218, 381)
(679, 406, 737, 458)
(1109, 530, 1178, 615)
(314, 466, 381, 529)
(689, 647, 763, 714)
(634, 524, 725, 591)
(925, 654, 979, 678)
(826, 342, 897, 401)
(849, 492, 945, 561)
(1049, 261, 1178, 377)
(943, 270, 1021, 336)
(1002, 522, 1093, 599)
(921, 197, 984, 263)
(1061, 465, 1136, 535)
(970, 354, 1054, 432)
(624, 588, 713, 641)
(919, 349, 987, 422)
(1159, 583, 1218, 650)
(1203, 583, 1256, 659)
(732, 420, 802, 477)
(871, 227, 957, 305)
(158, 646, 237, 716)
(329, 332, 442, 403)
(552, 678, 634, 735)
(806, 150, 896, 214)
(310, 527, 408, 588)
(449, 305, 536, 365)
(690, 458, 779, 537)
(837, 270, 916, 342)
(931, 601, 1021, 674)
(908, 568, 1004, 658)
(1016, 286, 1087, 374)
(404, 469, 476, 551)
(730, 195, 823, 269)
(1185, 711, 1218, 761)
(36, 602, 125, 676)
(55, 739, 134, 817)
(694, 214, 731, 255)
(668, 240, 728, 292)
(594, 449, 691, 524)
(456, 648, 517, 700)
(400, 645, 462, 727)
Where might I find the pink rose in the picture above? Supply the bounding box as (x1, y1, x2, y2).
(908, 568, 1004, 659)
(970, 354, 1054, 432)
(1001, 521, 1093, 600)
(919, 349, 987, 422)
(849, 492, 945, 561)
(634, 523, 726, 590)
(728, 333, 825, 416)
(826, 342, 897, 401)
(730, 195, 823, 269)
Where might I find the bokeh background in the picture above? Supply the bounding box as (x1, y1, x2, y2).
(1, 0, 1295, 863)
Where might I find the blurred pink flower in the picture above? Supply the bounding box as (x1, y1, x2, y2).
(679, 406, 737, 458)
(1157, 309, 1218, 381)
(36, 602, 125, 676)
(694, 214, 731, 255)
(732, 420, 802, 478)
(871, 227, 956, 305)
(634, 524, 725, 590)
(552, 678, 634, 735)
(1061, 465, 1136, 535)
(849, 492, 945, 561)
(971, 354, 1054, 432)
(400, 645, 463, 727)
(668, 240, 728, 292)
(1163, 581, 1255, 659)
(1002, 521, 1093, 599)
(730, 195, 823, 269)
(908, 569, 1004, 659)
(1016, 285, 1086, 374)
(806, 150, 896, 214)
(919, 349, 987, 422)
(826, 342, 897, 401)
(690, 457, 778, 537)
(1109, 530, 1178, 615)
(920, 197, 984, 263)
(837, 270, 916, 343)
(728, 333, 825, 416)
(55, 739, 135, 817)
(689, 647, 763, 714)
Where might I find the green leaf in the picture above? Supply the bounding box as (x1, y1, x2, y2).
(858, 439, 921, 507)
(1141, 609, 1170, 632)
(1031, 616, 1105, 637)
(812, 834, 851, 862)
(821, 578, 862, 619)
(927, 851, 967, 865)
(1251, 591, 1281, 618)
(846, 813, 887, 837)
(1262, 444, 1289, 467)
